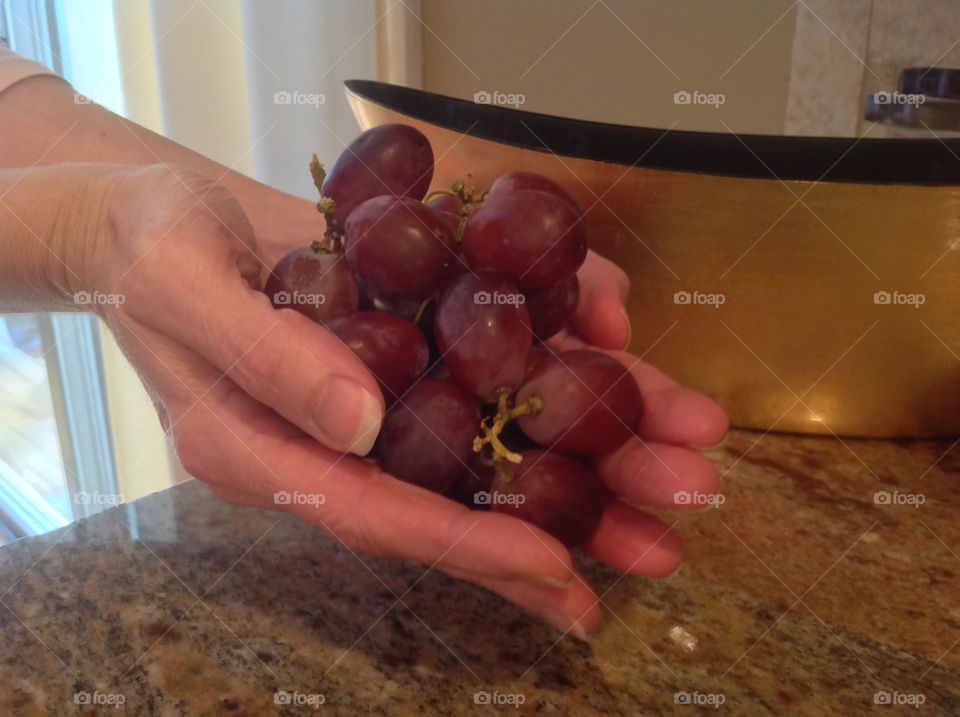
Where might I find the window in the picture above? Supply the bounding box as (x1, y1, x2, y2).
(0, 0, 121, 537)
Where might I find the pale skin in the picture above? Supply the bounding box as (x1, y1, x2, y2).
(0, 75, 728, 637)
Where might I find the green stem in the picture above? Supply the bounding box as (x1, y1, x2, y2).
(472, 390, 543, 464)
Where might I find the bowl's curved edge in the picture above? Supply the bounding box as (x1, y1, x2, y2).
(345, 79, 960, 187)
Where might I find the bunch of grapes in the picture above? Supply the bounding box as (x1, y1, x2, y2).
(265, 124, 643, 548)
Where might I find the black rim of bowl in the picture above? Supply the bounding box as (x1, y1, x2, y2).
(345, 79, 960, 186)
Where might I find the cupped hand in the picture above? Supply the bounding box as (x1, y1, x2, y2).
(93, 164, 727, 638)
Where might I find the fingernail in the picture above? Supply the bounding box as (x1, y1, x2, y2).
(313, 377, 382, 456)
(541, 609, 591, 642)
(537, 575, 573, 589)
(619, 304, 632, 350)
(702, 434, 728, 450)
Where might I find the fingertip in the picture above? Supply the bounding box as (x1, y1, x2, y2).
(584, 501, 683, 577)
(598, 440, 721, 510)
(573, 287, 630, 350)
(640, 386, 730, 449)
(680, 391, 730, 448)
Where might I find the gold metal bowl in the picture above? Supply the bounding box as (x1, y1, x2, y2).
(345, 80, 960, 438)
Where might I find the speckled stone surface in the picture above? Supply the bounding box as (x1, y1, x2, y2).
(0, 430, 957, 715)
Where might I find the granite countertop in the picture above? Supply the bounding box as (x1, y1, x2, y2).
(0, 429, 957, 716)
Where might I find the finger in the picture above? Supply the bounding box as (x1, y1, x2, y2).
(551, 334, 729, 447)
(637, 383, 729, 448)
(118, 176, 386, 457)
(114, 316, 600, 632)
(291, 465, 578, 587)
(572, 251, 630, 350)
(166, 375, 577, 587)
(596, 438, 720, 510)
(583, 501, 683, 576)
(152, 259, 385, 456)
(443, 566, 602, 638)
(211, 470, 602, 637)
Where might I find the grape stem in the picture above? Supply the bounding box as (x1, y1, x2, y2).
(309, 154, 343, 252)
(413, 294, 436, 325)
(473, 389, 543, 464)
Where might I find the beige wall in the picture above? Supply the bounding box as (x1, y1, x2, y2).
(420, 0, 797, 135)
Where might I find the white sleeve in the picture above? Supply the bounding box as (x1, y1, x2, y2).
(0, 45, 56, 94)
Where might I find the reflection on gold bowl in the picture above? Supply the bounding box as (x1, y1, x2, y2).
(345, 80, 960, 438)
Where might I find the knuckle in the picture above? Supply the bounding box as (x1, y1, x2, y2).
(222, 320, 288, 392)
(321, 470, 393, 556)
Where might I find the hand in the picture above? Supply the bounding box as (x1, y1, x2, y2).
(93, 164, 727, 637)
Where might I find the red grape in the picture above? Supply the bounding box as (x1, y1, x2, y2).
(434, 273, 532, 401)
(345, 196, 458, 300)
(461, 190, 587, 289)
(488, 171, 582, 216)
(263, 247, 358, 323)
(446, 451, 495, 508)
(524, 275, 579, 340)
(355, 272, 421, 320)
(325, 311, 429, 402)
(320, 124, 434, 230)
(426, 193, 464, 235)
(516, 350, 642, 455)
(377, 379, 479, 492)
(491, 450, 605, 546)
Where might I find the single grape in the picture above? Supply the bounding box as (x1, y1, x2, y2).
(488, 171, 583, 216)
(524, 275, 579, 340)
(320, 124, 434, 231)
(263, 246, 358, 323)
(446, 451, 495, 508)
(345, 196, 457, 300)
(491, 450, 606, 547)
(426, 193, 464, 235)
(516, 350, 642, 455)
(434, 273, 532, 401)
(461, 190, 587, 290)
(355, 272, 421, 320)
(377, 379, 479, 493)
(325, 311, 429, 402)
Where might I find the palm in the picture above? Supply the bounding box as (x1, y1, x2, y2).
(102, 167, 727, 636)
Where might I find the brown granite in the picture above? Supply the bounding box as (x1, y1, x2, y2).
(0, 430, 957, 715)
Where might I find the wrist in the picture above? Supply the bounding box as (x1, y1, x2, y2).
(48, 165, 125, 312)
(225, 173, 322, 265)
(0, 163, 123, 314)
